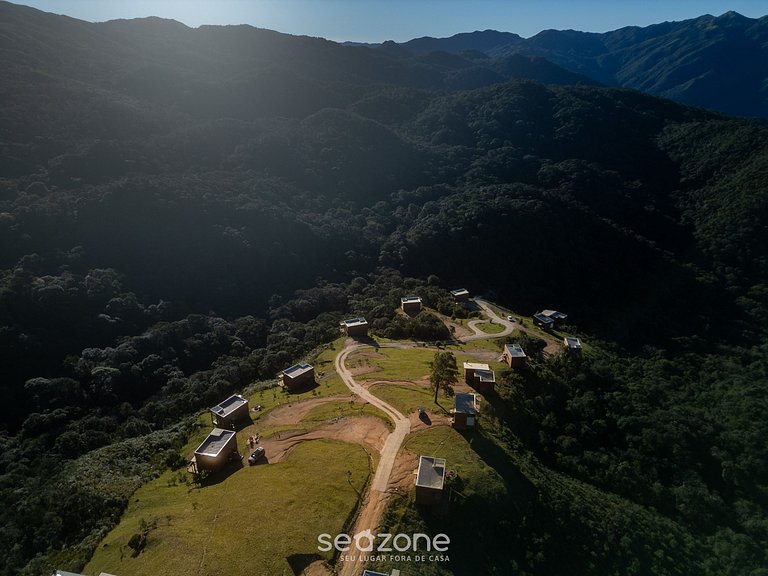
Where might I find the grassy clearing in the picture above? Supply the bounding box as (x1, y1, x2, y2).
(85, 439, 369, 576)
(404, 426, 506, 496)
(366, 427, 509, 576)
(350, 346, 437, 381)
(474, 321, 505, 334)
(301, 400, 394, 429)
(368, 383, 453, 416)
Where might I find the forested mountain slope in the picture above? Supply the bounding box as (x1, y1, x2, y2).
(1, 3, 768, 575)
(394, 11, 768, 118)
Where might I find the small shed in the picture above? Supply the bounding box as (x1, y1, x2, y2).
(401, 295, 423, 314)
(463, 362, 496, 392)
(340, 317, 368, 337)
(452, 392, 478, 430)
(279, 362, 315, 391)
(564, 336, 582, 351)
(415, 455, 446, 506)
(450, 288, 470, 302)
(209, 394, 249, 429)
(502, 343, 527, 368)
(192, 428, 239, 473)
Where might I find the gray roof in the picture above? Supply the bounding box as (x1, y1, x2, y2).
(342, 317, 367, 327)
(474, 368, 496, 383)
(209, 394, 247, 418)
(533, 312, 554, 324)
(541, 309, 568, 320)
(401, 295, 422, 304)
(416, 455, 446, 490)
(564, 337, 582, 349)
(283, 362, 313, 379)
(454, 392, 477, 415)
(504, 343, 527, 358)
(450, 288, 469, 296)
(195, 428, 236, 457)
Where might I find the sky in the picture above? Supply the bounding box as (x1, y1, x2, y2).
(14, 1, 768, 42)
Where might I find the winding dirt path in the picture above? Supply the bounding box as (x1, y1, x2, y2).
(335, 298, 516, 576)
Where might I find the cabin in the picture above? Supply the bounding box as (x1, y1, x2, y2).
(415, 455, 446, 506)
(279, 362, 315, 391)
(463, 362, 496, 392)
(192, 428, 239, 473)
(401, 295, 423, 314)
(533, 312, 555, 330)
(502, 343, 527, 368)
(452, 392, 478, 430)
(536, 309, 568, 329)
(564, 336, 583, 351)
(340, 317, 368, 337)
(450, 288, 470, 302)
(209, 394, 249, 429)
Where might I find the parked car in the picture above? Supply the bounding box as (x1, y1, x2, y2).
(506, 315, 516, 322)
(248, 446, 265, 465)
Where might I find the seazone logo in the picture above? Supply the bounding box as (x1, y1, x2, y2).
(317, 529, 450, 553)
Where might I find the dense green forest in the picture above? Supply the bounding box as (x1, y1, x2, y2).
(1, 3, 768, 575)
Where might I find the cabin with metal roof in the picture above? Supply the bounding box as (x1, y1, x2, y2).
(401, 295, 423, 314)
(191, 428, 239, 473)
(340, 317, 368, 337)
(463, 362, 496, 392)
(564, 336, 583, 351)
(279, 362, 315, 391)
(209, 394, 249, 429)
(450, 288, 470, 302)
(452, 392, 478, 429)
(415, 455, 446, 505)
(502, 343, 527, 368)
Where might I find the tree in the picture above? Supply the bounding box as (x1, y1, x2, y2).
(429, 351, 459, 403)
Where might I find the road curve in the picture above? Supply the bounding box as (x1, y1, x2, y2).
(334, 343, 411, 492)
(334, 299, 514, 576)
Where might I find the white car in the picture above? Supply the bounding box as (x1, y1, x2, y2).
(506, 315, 516, 322)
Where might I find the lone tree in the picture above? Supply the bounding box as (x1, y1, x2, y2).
(429, 350, 459, 403)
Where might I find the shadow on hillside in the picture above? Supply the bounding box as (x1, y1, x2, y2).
(469, 430, 538, 510)
(286, 553, 324, 575)
(349, 335, 380, 349)
(285, 380, 319, 394)
(197, 458, 244, 487)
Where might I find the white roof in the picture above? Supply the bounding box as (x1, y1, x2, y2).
(209, 394, 247, 418)
(195, 428, 236, 457)
(401, 296, 422, 303)
(463, 362, 490, 371)
(283, 362, 313, 378)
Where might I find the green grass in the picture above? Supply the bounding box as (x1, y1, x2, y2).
(368, 383, 453, 416)
(85, 440, 370, 576)
(404, 427, 506, 496)
(301, 400, 395, 429)
(349, 346, 438, 381)
(474, 321, 505, 334)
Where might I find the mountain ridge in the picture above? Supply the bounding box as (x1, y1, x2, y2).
(371, 11, 768, 117)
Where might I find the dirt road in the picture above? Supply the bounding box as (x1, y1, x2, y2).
(334, 299, 518, 576)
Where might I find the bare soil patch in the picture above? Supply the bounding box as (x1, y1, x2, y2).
(257, 416, 389, 465)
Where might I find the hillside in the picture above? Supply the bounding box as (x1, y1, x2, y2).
(393, 11, 768, 118)
(1, 3, 768, 576)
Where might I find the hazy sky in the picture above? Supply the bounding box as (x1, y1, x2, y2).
(15, 1, 768, 42)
